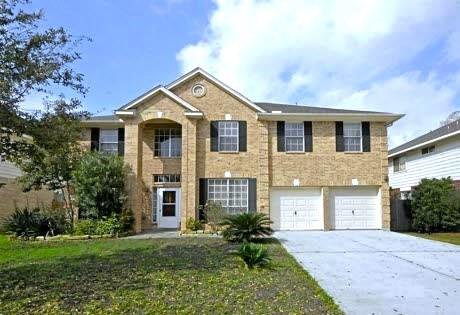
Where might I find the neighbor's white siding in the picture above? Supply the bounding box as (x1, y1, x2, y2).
(389, 135, 460, 190)
(0, 161, 22, 181)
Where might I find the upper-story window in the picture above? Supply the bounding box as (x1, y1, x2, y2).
(285, 122, 304, 152)
(393, 156, 406, 172)
(154, 128, 181, 157)
(421, 145, 435, 155)
(343, 122, 362, 152)
(99, 129, 118, 154)
(218, 121, 239, 152)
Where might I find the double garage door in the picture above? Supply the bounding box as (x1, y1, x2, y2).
(271, 187, 381, 230)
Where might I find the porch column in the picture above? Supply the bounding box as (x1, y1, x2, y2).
(124, 122, 143, 233)
(181, 119, 197, 230)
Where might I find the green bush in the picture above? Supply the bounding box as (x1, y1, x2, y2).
(221, 212, 273, 242)
(73, 152, 127, 219)
(411, 177, 460, 232)
(2, 207, 69, 238)
(74, 220, 97, 235)
(236, 242, 271, 269)
(120, 209, 135, 232)
(95, 216, 121, 235)
(186, 217, 203, 231)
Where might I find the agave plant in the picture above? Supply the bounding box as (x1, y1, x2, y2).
(236, 242, 271, 269)
(221, 212, 273, 242)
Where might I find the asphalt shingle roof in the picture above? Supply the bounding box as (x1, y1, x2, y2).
(255, 102, 392, 115)
(389, 119, 460, 156)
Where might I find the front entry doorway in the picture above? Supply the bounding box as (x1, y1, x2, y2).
(157, 188, 181, 228)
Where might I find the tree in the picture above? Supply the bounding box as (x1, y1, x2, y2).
(73, 152, 127, 219)
(411, 178, 460, 232)
(440, 111, 460, 126)
(1, 0, 88, 156)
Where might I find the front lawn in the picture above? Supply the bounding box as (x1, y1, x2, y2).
(405, 232, 460, 246)
(0, 235, 342, 314)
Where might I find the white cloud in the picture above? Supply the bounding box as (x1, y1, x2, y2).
(177, 0, 460, 147)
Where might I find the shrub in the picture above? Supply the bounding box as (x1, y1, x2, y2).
(120, 209, 135, 232)
(186, 217, 203, 231)
(2, 208, 42, 238)
(221, 212, 273, 242)
(74, 220, 97, 235)
(203, 201, 227, 233)
(236, 242, 271, 269)
(411, 177, 460, 232)
(95, 216, 121, 235)
(73, 152, 127, 219)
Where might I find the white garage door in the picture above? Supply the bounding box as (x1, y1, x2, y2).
(271, 188, 323, 230)
(331, 187, 381, 229)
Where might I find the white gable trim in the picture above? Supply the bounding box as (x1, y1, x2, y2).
(123, 86, 200, 112)
(166, 68, 266, 113)
(388, 129, 460, 158)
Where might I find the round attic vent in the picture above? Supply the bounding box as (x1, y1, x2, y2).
(192, 84, 206, 98)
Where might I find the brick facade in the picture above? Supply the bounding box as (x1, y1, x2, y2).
(82, 73, 392, 232)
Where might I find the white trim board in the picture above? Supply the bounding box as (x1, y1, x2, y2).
(121, 86, 200, 112)
(166, 67, 266, 113)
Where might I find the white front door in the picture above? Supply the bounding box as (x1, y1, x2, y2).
(157, 188, 181, 229)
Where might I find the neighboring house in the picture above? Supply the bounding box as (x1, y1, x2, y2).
(388, 119, 460, 197)
(81, 68, 402, 233)
(0, 154, 55, 219)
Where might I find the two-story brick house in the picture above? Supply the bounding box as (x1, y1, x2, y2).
(81, 68, 403, 233)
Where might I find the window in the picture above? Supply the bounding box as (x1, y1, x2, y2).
(400, 191, 412, 200)
(153, 174, 181, 183)
(393, 156, 406, 172)
(0, 153, 6, 163)
(99, 129, 118, 154)
(218, 121, 239, 152)
(421, 146, 435, 155)
(154, 128, 181, 157)
(343, 123, 362, 152)
(208, 179, 248, 214)
(285, 122, 304, 152)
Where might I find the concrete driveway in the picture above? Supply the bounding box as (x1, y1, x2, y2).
(275, 230, 460, 315)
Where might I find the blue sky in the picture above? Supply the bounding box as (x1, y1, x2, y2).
(23, 0, 460, 147)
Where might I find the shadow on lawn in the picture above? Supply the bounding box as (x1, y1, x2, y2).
(0, 239, 237, 312)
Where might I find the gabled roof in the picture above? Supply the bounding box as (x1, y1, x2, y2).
(256, 102, 391, 115)
(166, 67, 266, 113)
(118, 86, 200, 112)
(389, 119, 460, 158)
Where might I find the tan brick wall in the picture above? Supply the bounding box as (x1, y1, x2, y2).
(0, 180, 55, 219)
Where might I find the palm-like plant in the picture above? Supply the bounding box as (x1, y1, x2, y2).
(236, 242, 271, 269)
(221, 212, 273, 242)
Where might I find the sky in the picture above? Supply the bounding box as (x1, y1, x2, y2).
(22, 0, 460, 148)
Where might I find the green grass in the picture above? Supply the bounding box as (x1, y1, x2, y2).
(405, 232, 460, 246)
(0, 235, 342, 314)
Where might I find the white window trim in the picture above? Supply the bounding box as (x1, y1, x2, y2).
(154, 128, 182, 158)
(393, 156, 406, 173)
(285, 122, 305, 152)
(343, 122, 363, 152)
(218, 121, 239, 153)
(99, 129, 118, 154)
(207, 179, 249, 213)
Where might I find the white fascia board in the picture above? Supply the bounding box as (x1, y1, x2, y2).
(123, 87, 200, 112)
(166, 68, 266, 113)
(257, 112, 403, 124)
(388, 129, 460, 158)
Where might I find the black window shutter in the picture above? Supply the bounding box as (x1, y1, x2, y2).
(238, 121, 247, 152)
(118, 128, 125, 156)
(199, 178, 208, 220)
(362, 122, 370, 152)
(90, 128, 100, 151)
(248, 179, 257, 213)
(335, 122, 344, 152)
(277, 121, 285, 152)
(210, 121, 219, 152)
(304, 121, 312, 152)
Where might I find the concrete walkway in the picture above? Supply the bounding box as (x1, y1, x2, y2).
(123, 229, 181, 239)
(276, 230, 460, 315)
